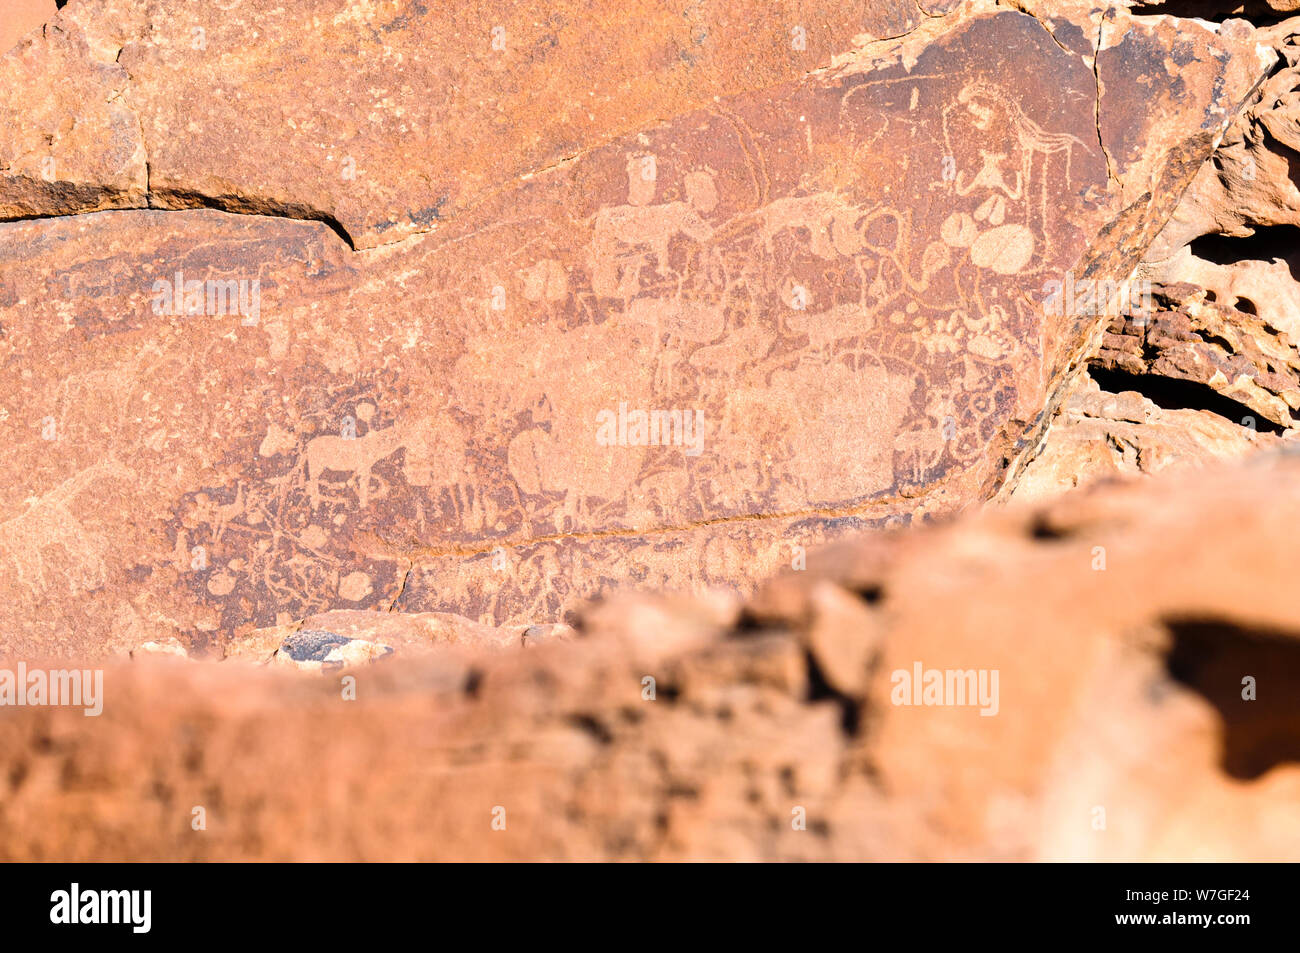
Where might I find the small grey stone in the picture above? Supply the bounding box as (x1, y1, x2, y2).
(281, 629, 353, 662)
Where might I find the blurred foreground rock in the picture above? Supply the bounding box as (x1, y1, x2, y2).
(2, 453, 1298, 860)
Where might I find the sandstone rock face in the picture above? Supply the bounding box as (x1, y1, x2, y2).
(3, 454, 1299, 861)
(1143, 33, 1300, 261)
(1018, 19, 1300, 501)
(1140, 22, 1300, 315)
(1010, 274, 1300, 500)
(0, 5, 149, 219)
(4, 0, 1300, 864)
(1, 0, 924, 244)
(0, 1, 1271, 656)
(1094, 282, 1300, 426)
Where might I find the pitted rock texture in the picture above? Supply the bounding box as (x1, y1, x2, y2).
(1020, 19, 1300, 500)
(279, 629, 355, 663)
(1093, 281, 1300, 427)
(0, 2, 1272, 656)
(270, 627, 395, 672)
(1143, 26, 1300, 260)
(3, 454, 1299, 861)
(1009, 371, 1285, 500)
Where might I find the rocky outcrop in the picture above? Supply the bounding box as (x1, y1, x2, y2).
(1093, 282, 1300, 427)
(3, 453, 1298, 861)
(1009, 372, 1283, 499)
(1144, 25, 1300, 260)
(0, 0, 1273, 657)
(1010, 277, 1300, 501)
(4, 0, 1300, 864)
(1014, 18, 1300, 498)
(1, 0, 926, 244)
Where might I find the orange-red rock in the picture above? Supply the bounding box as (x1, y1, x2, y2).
(0, 3, 1272, 657)
(3, 453, 1300, 860)
(1009, 371, 1285, 501)
(1, 0, 924, 244)
(0, 0, 54, 54)
(5, 0, 1300, 869)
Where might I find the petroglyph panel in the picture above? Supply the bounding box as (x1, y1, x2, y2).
(0, 6, 1269, 653)
(0, 0, 923, 246)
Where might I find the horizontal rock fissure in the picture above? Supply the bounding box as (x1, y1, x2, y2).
(148, 188, 358, 250)
(1130, 1, 1295, 26)
(1087, 364, 1291, 432)
(0, 193, 359, 250)
(1188, 225, 1300, 276)
(383, 493, 931, 573)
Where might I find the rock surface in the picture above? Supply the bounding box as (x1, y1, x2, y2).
(1, 0, 925, 244)
(1010, 371, 1284, 500)
(3, 453, 1299, 861)
(0, 0, 54, 54)
(1143, 24, 1300, 261)
(0, 1, 1272, 656)
(4, 0, 1300, 864)
(1017, 19, 1300, 500)
(1093, 282, 1300, 427)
